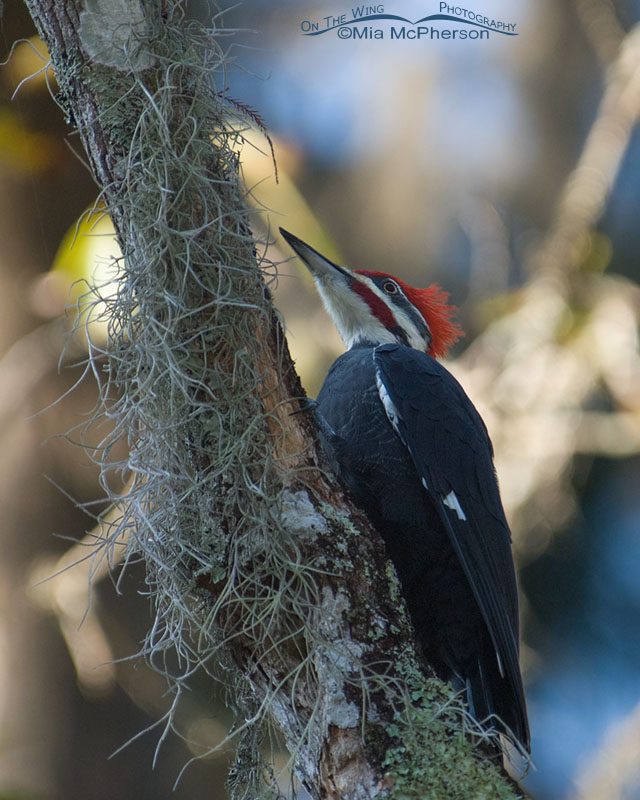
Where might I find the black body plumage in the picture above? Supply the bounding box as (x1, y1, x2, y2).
(316, 343, 529, 749)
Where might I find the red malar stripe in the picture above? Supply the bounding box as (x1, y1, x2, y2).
(351, 278, 397, 330)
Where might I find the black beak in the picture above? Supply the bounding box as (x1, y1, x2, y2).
(279, 228, 352, 282)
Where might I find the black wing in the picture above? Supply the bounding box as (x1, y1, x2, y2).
(374, 343, 529, 747)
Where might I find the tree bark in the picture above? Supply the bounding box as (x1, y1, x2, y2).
(21, 2, 523, 798)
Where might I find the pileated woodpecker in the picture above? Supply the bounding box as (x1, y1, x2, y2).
(280, 228, 530, 752)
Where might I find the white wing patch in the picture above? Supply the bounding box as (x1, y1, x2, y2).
(442, 490, 467, 522)
(496, 649, 505, 678)
(375, 368, 401, 436)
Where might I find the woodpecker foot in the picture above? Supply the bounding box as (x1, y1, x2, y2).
(291, 398, 341, 446)
(291, 397, 319, 416)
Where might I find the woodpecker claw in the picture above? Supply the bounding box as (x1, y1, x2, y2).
(291, 397, 342, 447)
(290, 397, 318, 416)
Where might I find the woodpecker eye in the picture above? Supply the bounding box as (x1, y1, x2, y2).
(383, 280, 398, 294)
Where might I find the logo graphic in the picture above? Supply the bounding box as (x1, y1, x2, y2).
(300, 3, 518, 41)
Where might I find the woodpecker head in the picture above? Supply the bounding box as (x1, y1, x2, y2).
(280, 228, 462, 358)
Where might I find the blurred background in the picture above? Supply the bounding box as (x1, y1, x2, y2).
(1, 0, 640, 798)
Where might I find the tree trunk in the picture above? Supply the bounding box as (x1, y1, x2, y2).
(21, 2, 522, 798)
